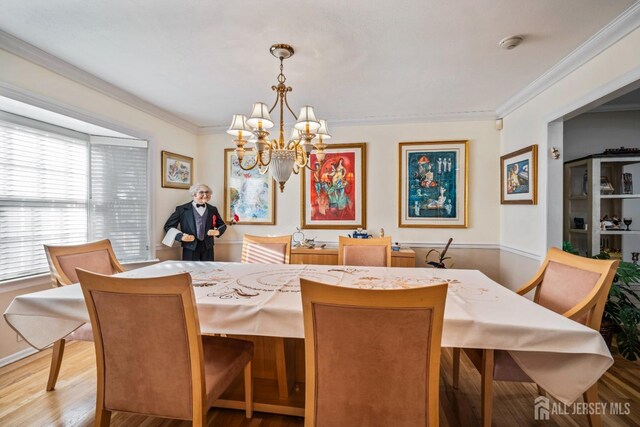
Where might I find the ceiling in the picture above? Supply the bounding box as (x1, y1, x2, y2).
(0, 0, 635, 131)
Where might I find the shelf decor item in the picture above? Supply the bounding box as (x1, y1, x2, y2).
(500, 144, 538, 205)
(600, 176, 614, 195)
(161, 151, 193, 189)
(398, 140, 468, 228)
(622, 173, 633, 194)
(223, 149, 275, 225)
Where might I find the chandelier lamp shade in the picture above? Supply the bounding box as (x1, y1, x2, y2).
(227, 43, 331, 192)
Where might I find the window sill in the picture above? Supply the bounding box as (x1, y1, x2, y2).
(0, 259, 160, 293)
(0, 274, 51, 294)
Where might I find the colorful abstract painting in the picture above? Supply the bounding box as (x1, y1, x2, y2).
(399, 141, 468, 228)
(301, 143, 366, 229)
(224, 149, 275, 224)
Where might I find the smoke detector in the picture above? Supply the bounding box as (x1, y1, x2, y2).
(499, 35, 523, 50)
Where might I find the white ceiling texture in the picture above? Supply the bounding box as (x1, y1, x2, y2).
(0, 0, 635, 132)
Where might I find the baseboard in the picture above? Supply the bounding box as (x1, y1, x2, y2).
(0, 346, 39, 368)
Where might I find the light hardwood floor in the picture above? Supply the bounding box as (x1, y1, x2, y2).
(0, 341, 638, 426)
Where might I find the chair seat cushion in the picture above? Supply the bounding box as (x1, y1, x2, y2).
(463, 348, 532, 382)
(202, 336, 254, 405)
(65, 323, 94, 341)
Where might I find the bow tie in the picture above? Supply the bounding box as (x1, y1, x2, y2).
(196, 204, 206, 208)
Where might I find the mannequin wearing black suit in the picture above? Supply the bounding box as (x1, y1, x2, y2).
(164, 201, 226, 261)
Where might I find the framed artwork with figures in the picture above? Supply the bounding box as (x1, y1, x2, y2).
(161, 151, 193, 189)
(398, 141, 468, 228)
(223, 149, 275, 224)
(300, 143, 366, 229)
(500, 144, 537, 204)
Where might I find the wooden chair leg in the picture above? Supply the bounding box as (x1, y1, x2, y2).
(193, 412, 206, 427)
(95, 406, 111, 427)
(244, 361, 253, 419)
(481, 349, 494, 427)
(452, 347, 461, 389)
(537, 385, 545, 397)
(584, 383, 601, 427)
(46, 339, 66, 391)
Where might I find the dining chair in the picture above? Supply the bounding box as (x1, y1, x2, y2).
(337, 236, 392, 267)
(301, 278, 447, 427)
(241, 234, 292, 264)
(43, 239, 125, 391)
(77, 269, 254, 427)
(452, 247, 618, 427)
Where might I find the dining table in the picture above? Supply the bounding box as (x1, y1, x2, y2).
(4, 261, 613, 414)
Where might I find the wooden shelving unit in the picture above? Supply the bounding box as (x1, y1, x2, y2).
(564, 155, 640, 261)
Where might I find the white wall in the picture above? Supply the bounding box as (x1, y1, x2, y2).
(0, 49, 198, 359)
(564, 111, 640, 161)
(198, 120, 501, 260)
(501, 26, 640, 258)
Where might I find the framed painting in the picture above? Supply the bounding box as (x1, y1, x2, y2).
(500, 144, 537, 204)
(223, 149, 276, 224)
(301, 143, 366, 229)
(398, 141, 468, 228)
(161, 151, 193, 189)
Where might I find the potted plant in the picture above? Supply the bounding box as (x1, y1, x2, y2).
(563, 242, 640, 361)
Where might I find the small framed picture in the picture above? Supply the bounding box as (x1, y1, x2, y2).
(161, 151, 193, 189)
(500, 145, 538, 204)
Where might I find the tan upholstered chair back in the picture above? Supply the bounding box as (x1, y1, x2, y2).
(522, 247, 618, 330)
(44, 239, 124, 286)
(77, 270, 206, 421)
(241, 234, 292, 264)
(301, 279, 447, 427)
(338, 236, 392, 267)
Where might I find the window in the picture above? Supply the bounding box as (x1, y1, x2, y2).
(0, 115, 149, 282)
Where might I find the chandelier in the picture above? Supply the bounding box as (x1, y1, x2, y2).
(227, 44, 331, 192)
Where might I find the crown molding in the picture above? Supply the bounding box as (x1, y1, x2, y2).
(496, 2, 640, 118)
(197, 110, 497, 135)
(0, 30, 199, 135)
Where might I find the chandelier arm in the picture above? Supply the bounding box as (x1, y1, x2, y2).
(260, 145, 273, 167)
(258, 164, 270, 175)
(268, 91, 280, 114)
(236, 154, 260, 171)
(303, 160, 319, 171)
(283, 91, 298, 120)
(292, 163, 300, 175)
(295, 145, 309, 168)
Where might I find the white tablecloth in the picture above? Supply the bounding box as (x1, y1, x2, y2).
(4, 261, 613, 405)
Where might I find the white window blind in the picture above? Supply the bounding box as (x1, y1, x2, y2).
(89, 137, 149, 262)
(0, 119, 88, 281)
(0, 117, 150, 283)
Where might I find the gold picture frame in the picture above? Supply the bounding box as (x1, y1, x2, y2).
(223, 149, 276, 225)
(300, 143, 367, 229)
(500, 144, 538, 204)
(161, 151, 193, 189)
(398, 141, 469, 228)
